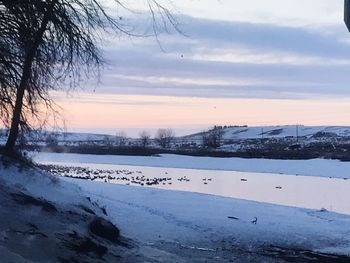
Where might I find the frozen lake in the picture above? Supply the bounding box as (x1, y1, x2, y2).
(35, 155, 350, 216)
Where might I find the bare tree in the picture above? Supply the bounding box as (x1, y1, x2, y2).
(45, 133, 59, 147)
(0, 8, 18, 129)
(0, 0, 180, 155)
(103, 135, 113, 147)
(202, 126, 225, 149)
(155, 128, 174, 148)
(139, 130, 151, 147)
(115, 131, 127, 146)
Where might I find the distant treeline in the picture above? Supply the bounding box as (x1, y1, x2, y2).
(22, 142, 350, 162)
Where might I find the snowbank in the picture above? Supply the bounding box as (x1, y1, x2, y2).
(71, 178, 350, 260)
(0, 159, 147, 262)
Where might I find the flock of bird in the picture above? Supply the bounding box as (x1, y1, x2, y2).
(40, 164, 215, 187)
(41, 164, 285, 191)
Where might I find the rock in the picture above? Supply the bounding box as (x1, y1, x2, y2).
(89, 217, 119, 243)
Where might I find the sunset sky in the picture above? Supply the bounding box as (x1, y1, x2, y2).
(55, 0, 350, 137)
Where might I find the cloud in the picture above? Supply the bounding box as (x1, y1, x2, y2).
(82, 16, 350, 100)
(170, 0, 343, 28)
(181, 16, 350, 59)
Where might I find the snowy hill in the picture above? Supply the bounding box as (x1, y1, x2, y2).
(0, 129, 116, 144)
(1, 125, 350, 146)
(184, 125, 350, 141)
(29, 131, 117, 143)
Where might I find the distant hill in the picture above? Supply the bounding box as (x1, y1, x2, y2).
(1, 125, 350, 147)
(183, 125, 350, 141)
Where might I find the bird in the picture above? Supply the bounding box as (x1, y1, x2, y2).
(251, 217, 258, 224)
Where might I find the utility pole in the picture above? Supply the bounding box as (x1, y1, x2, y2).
(261, 127, 264, 143)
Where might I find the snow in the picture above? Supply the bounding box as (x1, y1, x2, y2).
(2, 125, 350, 146)
(3, 154, 350, 261)
(35, 160, 350, 215)
(68, 178, 350, 259)
(0, 160, 83, 206)
(33, 152, 350, 179)
(0, 159, 147, 262)
(186, 125, 350, 140)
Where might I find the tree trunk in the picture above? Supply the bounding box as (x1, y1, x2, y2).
(4, 8, 52, 155)
(4, 65, 30, 154)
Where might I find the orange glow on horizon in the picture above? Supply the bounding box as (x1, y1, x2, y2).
(53, 92, 350, 135)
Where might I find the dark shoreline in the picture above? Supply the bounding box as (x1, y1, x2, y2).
(22, 143, 350, 162)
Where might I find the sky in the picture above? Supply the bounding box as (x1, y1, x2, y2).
(55, 0, 350, 137)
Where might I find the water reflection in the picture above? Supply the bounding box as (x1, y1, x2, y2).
(42, 161, 350, 215)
